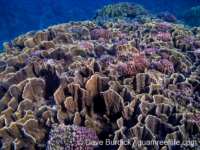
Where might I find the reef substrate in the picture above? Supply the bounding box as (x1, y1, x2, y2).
(0, 16, 200, 150)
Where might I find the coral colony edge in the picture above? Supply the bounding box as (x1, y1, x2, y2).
(1, 2, 200, 150)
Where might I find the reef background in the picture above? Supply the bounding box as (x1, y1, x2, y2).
(0, 0, 199, 48)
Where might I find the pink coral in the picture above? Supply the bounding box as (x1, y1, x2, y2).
(160, 52, 170, 59)
(155, 23, 172, 31)
(180, 37, 195, 44)
(132, 53, 150, 66)
(47, 124, 98, 150)
(97, 37, 108, 43)
(91, 29, 112, 40)
(154, 32, 172, 41)
(118, 39, 127, 45)
(80, 42, 94, 51)
(115, 33, 126, 40)
(180, 37, 195, 49)
(124, 53, 150, 76)
(109, 53, 150, 77)
(75, 126, 99, 149)
(191, 113, 200, 126)
(30, 50, 41, 57)
(181, 87, 193, 95)
(144, 48, 158, 55)
(155, 59, 174, 73)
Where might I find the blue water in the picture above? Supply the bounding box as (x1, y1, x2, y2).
(0, 0, 199, 47)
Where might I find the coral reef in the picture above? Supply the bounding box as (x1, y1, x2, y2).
(1, 0, 200, 49)
(93, 2, 150, 26)
(1, 12, 200, 150)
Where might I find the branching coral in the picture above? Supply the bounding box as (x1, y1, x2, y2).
(80, 42, 94, 51)
(154, 59, 174, 73)
(115, 33, 126, 40)
(112, 53, 151, 77)
(154, 32, 172, 41)
(91, 29, 112, 41)
(160, 52, 170, 59)
(97, 37, 108, 43)
(155, 23, 172, 31)
(180, 37, 195, 49)
(144, 48, 158, 55)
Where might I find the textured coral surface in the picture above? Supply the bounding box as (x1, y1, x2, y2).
(0, 6, 200, 150)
